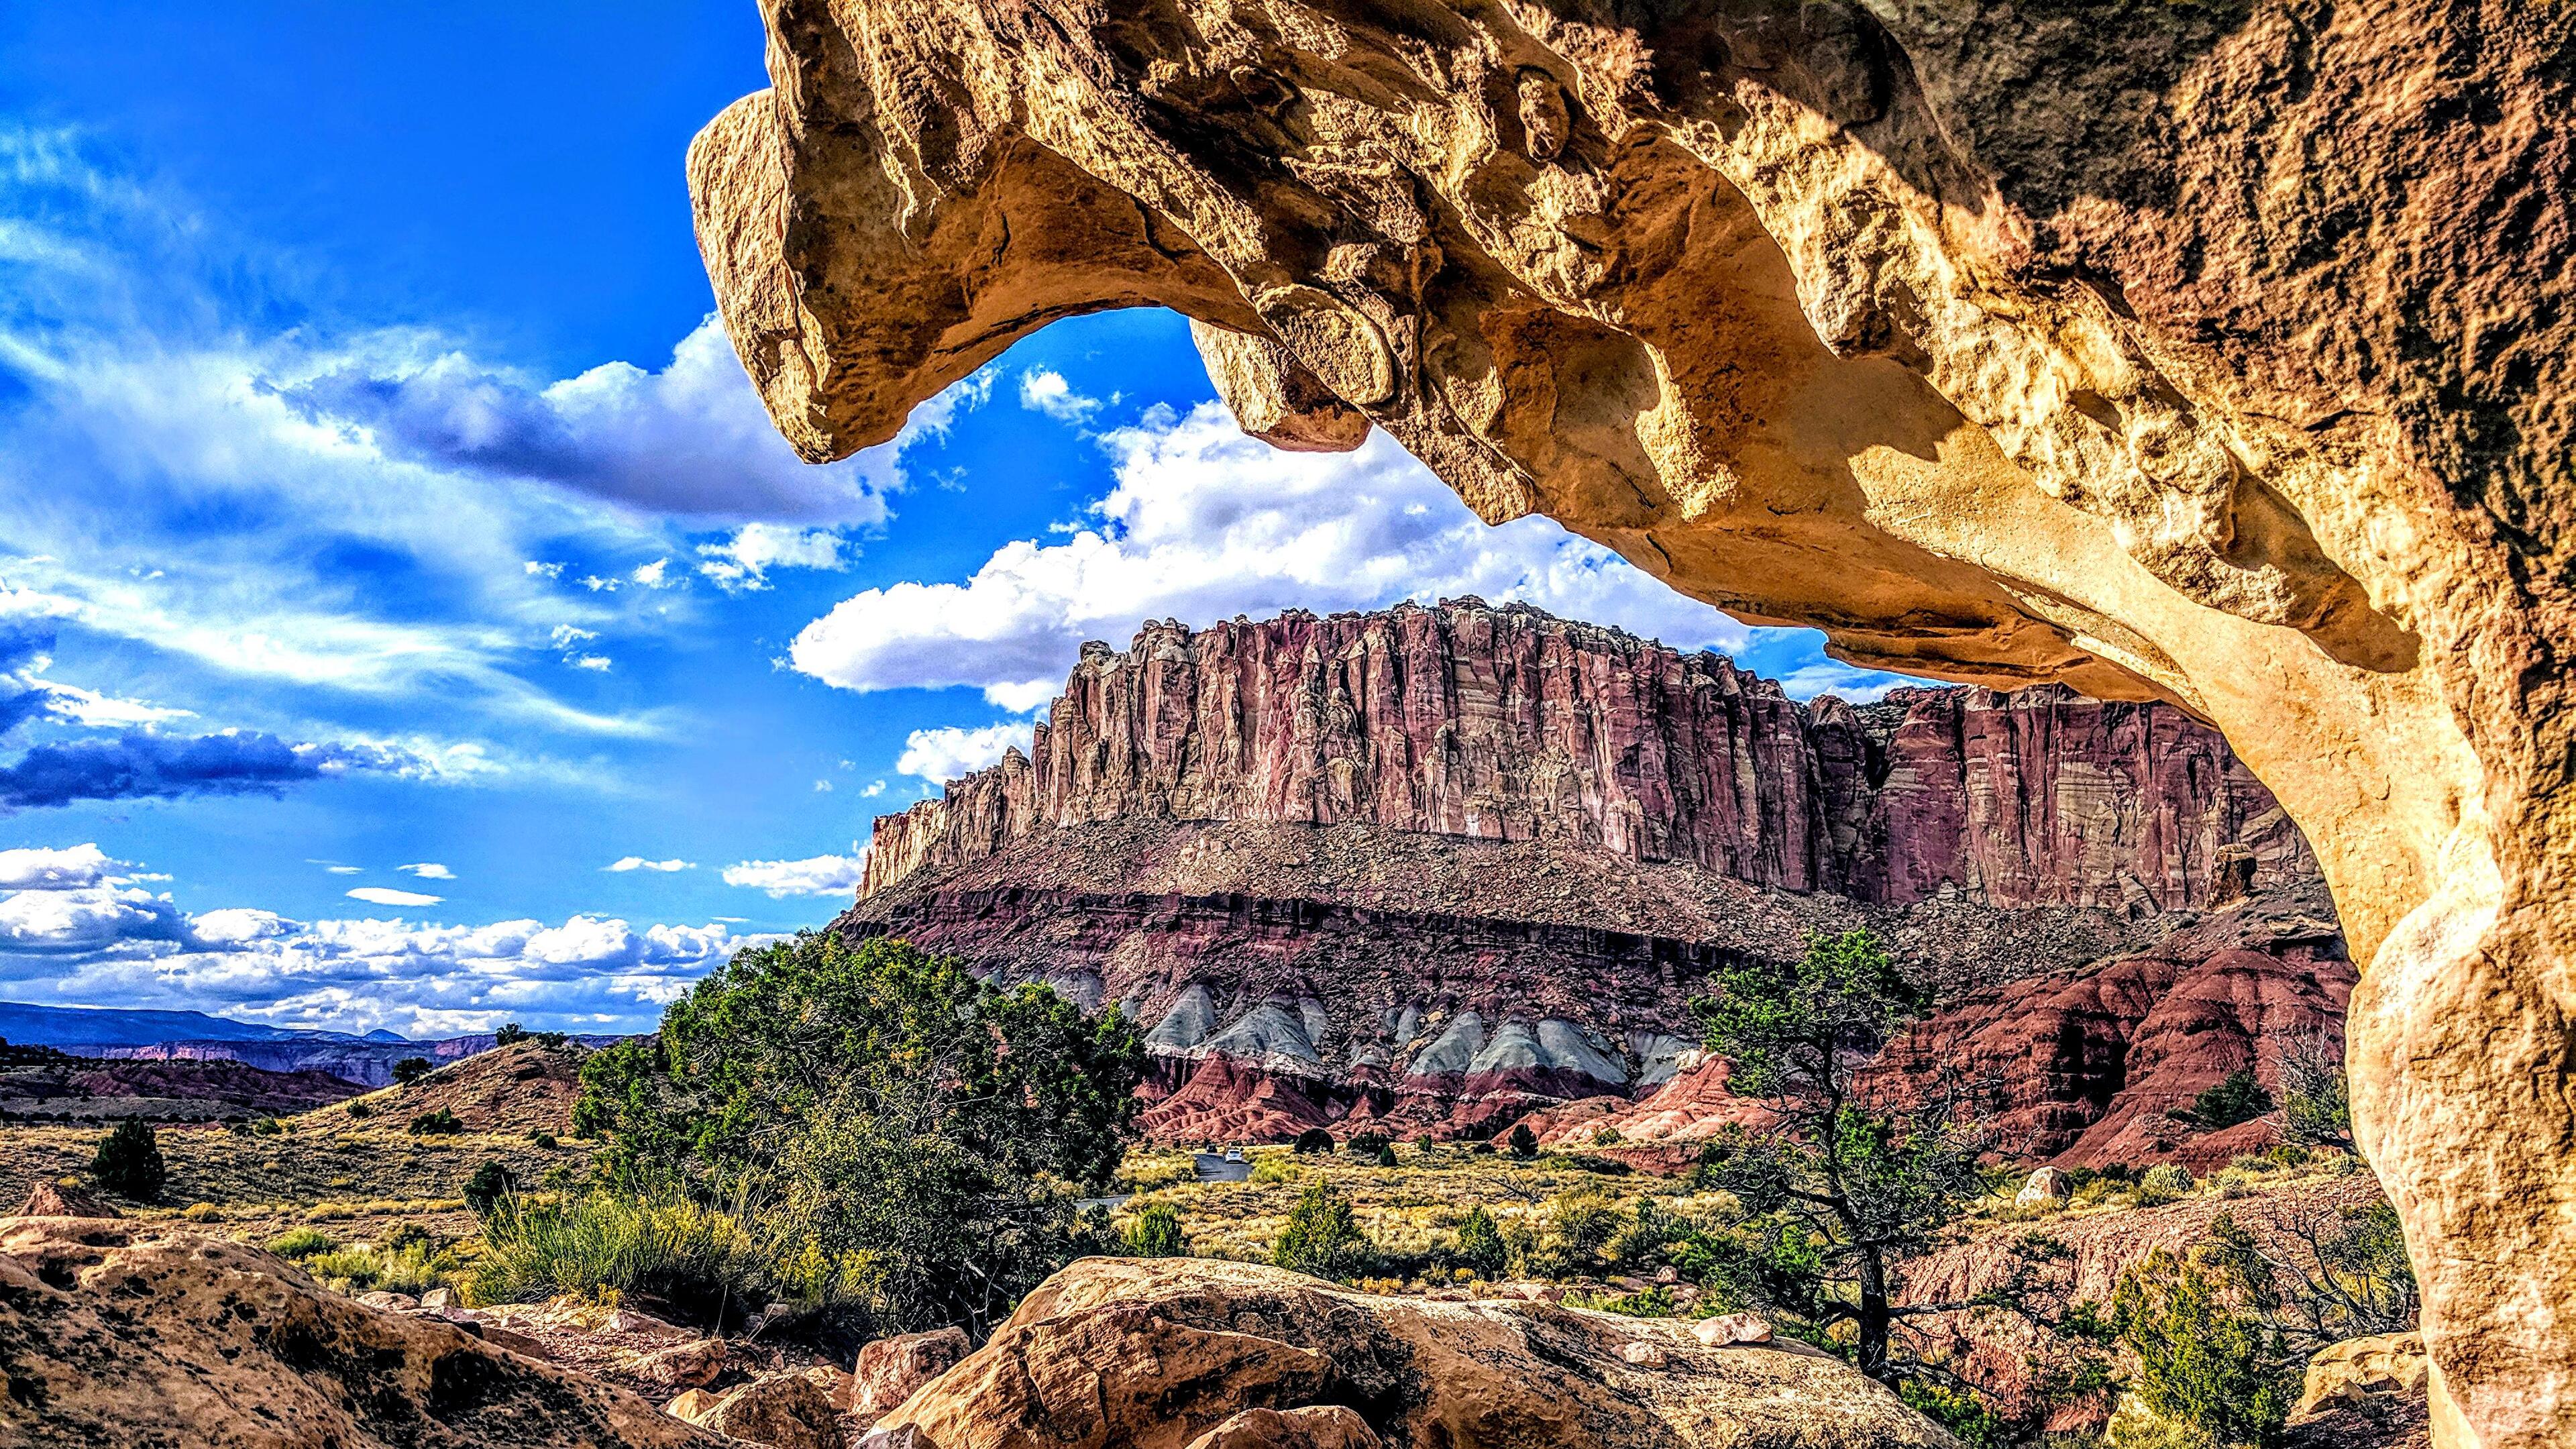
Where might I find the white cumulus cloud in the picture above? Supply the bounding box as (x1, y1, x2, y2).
(722, 852, 869, 899)
(1018, 368, 1101, 425)
(788, 402, 1746, 711)
(895, 724, 1024, 784)
(0, 843, 127, 891)
(605, 857, 692, 873)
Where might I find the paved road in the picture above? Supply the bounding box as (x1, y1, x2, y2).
(1194, 1152, 1252, 1183)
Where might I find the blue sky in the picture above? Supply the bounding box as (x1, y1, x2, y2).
(0, 3, 1898, 1037)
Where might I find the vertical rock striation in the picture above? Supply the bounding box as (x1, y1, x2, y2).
(862, 600, 2308, 912)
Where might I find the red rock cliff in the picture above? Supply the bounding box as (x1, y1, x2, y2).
(862, 600, 2311, 910)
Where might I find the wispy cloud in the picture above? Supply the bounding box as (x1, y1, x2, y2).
(345, 885, 441, 907)
(604, 856, 691, 873)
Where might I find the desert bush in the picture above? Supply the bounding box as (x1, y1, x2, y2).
(2135, 1164, 2194, 1207)
(2109, 1247, 2298, 1448)
(2277, 1032, 2350, 1148)
(1249, 1157, 1302, 1185)
(495, 1023, 528, 1045)
(2192, 1069, 2275, 1131)
(467, 1189, 779, 1321)
(1273, 1179, 1371, 1281)
(464, 1161, 516, 1218)
(574, 932, 1142, 1336)
(1345, 1132, 1391, 1161)
(1453, 1205, 1507, 1278)
(1898, 1381, 2008, 1448)
(529, 1130, 557, 1149)
(1566, 1283, 1675, 1318)
(1592, 1126, 1623, 1146)
(266, 1226, 336, 1259)
(2266, 1143, 2312, 1169)
(1124, 1202, 1186, 1258)
(392, 1057, 433, 1087)
(1506, 1124, 1539, 1158)
(345, 1100, 374, 1119)
(91, 1120, 166, 1201)
(1117, 1152, 1196, 1192)
(1374, 1144, 1399, 1169)
(1292, 1128, 1334, 1155)
(309, 1240, 449, 1297)
(408, 1108, 464, 1136)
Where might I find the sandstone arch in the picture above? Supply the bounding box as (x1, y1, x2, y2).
(684, 3, 2573, 1442)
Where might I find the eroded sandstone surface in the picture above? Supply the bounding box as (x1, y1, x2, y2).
(689, 5, 2572, 1442)
(0, 1216, 721, 1449)
(865, 1255, 1955, 1449)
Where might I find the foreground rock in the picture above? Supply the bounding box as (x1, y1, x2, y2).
(867, 1256, 1954, 1448)
(0, 1216, 720, 1448)
(692, 3, 2575, 1439)
(851, 1326, 969, 1421)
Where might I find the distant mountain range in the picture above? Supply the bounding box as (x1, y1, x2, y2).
(0, 1002, 410, 1050)
(0, 1002, 621, 1089)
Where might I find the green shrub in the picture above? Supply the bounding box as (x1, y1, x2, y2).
(1898, 1381, 2006, 1448)
(307, 1240, 448, 1297)
(408, 1108, 464, 1136)
(1292, 1128, 1334, 1155)
(467, 1189, 782, 1321)
(464, 1162, 516, 1218)
(247, 1115, 283, 1137)
(1374, 1144, 1399, 1169)
(91, 1120, 166, 1201)
(535, 1030, 569, 1049)
(495, 1023, 528, 1045)
(1124, 1202, 1186, 1258)
(1454, 1206, 1507, 1277)
(2278, 1033, 2350, 1147)
(529, 1131, 557, 1149)
(1506, 1124, 1538, 1158)
(2192, 1069, 2275, 1131)
(2135, 1163, 2194, 1207)
(2266, 1143, 2312, 1169)
(1591, 1126, 1623, 1146)
(392, 1057, 434, 1087)
(1249, 1157, 1301, 1185)
(345, 1100, 374, 1119)
(1345, 1132, 1391, 1160)
(574, 933, 1142, 1336)
(2109, 1247, 2298, 1448)
(1565, 1283, 1674, 1318)
(266, 1226, 336, 1259)
(1272, 1179, 1369, 1281)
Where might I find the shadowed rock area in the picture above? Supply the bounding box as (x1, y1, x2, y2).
(687, 3, 2573, 1440)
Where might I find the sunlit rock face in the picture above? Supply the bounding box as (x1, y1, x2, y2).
(690, 5, 2575, 1442)
(839, 600, 2319, 1145)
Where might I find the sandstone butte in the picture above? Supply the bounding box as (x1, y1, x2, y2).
(840, 598, 2343, 1161)
(681, 5, 2573, 1444)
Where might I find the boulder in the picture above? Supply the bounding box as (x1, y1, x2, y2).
(620, 1336, 729, 1391)
(850, 1324, 971, 1419)
(692, 1375, 847, 1449)
(14, 1182, 117, 1219)
(1185, 1406, 1381, 1449)
(2016, 1169, 2072, 1206)
(356, 1289, 420, 1311)
(2299, 1332, 2431, 1415)
(867, 1257, 1955, 1448)
(0, 1217, 722, 1448)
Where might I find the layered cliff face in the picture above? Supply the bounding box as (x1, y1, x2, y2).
(863, 600, 2310, 910)
(844, 601, 2323, 1141)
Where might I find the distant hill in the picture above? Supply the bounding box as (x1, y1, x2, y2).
(0, 1002, 398, 1050)
(304, 1039, 588, 1134)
